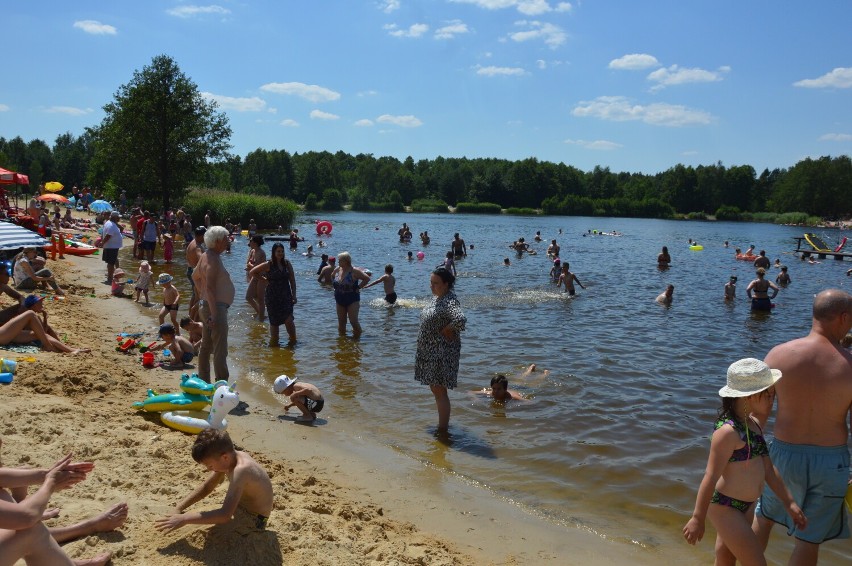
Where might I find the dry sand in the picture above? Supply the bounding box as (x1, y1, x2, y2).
(0, 226, 664, 565)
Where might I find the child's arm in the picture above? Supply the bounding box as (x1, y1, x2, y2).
(683, 426, 737, 545)
(155, 471, 226, 532)
(763, 457, 807, 530)
(573, 274, 585, 289)
(361, 274, 386, 290)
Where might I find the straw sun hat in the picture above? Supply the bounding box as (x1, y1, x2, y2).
(718, 358, 782, 398)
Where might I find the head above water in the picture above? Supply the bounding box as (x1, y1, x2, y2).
(431, 266, 456, 290)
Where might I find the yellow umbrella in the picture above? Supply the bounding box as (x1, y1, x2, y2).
(44, 181, 64, 192)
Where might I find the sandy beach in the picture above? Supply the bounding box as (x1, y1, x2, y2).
(0, 226, 666, 565)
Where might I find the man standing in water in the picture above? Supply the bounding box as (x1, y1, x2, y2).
(754, 289, 852, 564)
(193, 226, 235, 383)
(451, 233, 466, 258)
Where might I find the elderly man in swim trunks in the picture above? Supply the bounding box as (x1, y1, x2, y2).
(753, 289, 852, 564)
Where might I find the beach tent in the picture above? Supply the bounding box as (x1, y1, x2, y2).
(0, 220, 49, 251)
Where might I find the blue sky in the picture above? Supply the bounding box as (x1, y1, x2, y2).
(2, 1, 851, 175)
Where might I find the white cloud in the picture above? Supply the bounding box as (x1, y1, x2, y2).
(537, 59, 546, 70)
(379, 0, 401, 13)
(572, 96, 713, 127)
(476, 65, 526, 77)
(819, 133, 852, 141)
(564, 138, 622, 150)
(385, 23, 429, 38)
(647, 65, 729, 91)
(73, 20, 117, 35)
(449, 0, 571, 15)
(609, 53, 659, 71)
(354, 119, 375, 127)
(377, 114, 423, 127)
(793, 67, 852, 89)
(279, 119, 299, 127)
(44, 106, 93, 116)
(201, 92, 266, 112)
(0, 104, 8, 112)
(260, 82, 341, 103)
(167, 5, 231, 18)
(509, 20, 566, 49)
(357, 90, 379, 97)
(310, 110, 340, 120)
(435, 20, 470, 40)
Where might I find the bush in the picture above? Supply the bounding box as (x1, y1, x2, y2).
(183, 188, 298, 231)
(751, 212, 778, 223)
(686, 211, 708, 220)
(455, 202, 502, 214)
(715, 205, 742, 221)
(505, 207, 538, 215)
(321, 189, 344, 211)
(349, 190, 370, 211)
(411, 198, 449, 213)
(775, 212, 819, 225)
(304, 193, 319, 210)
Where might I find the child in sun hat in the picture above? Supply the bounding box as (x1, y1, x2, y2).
(157, 273, 180, 333)
(111, 269, 128, 297)
(135, 261, 152, 304)
(683, 358, 806, 564)
(273, 375, 324, 423)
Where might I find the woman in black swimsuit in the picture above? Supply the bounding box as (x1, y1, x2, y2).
(746, 268, 779, 311)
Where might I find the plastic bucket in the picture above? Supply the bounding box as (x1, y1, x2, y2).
(0, 359, 17, 375)
(142, 352, 155, 367)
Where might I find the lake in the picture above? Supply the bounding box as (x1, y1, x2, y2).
(136, 212, 852, 564)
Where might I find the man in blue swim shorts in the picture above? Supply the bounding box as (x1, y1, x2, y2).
(753, 289, 852, 564)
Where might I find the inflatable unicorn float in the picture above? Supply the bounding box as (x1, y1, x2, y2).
(133, 374, 240, 434)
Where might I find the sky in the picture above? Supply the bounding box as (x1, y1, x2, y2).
(2, 1, 851, 175)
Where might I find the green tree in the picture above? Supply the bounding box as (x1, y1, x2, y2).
(90, 55, 231, 210)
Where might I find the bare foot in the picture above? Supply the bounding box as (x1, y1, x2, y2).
(295, 414, 315, 423)
(89, 502, 129, 532)
(68, 348, 91, 355)
(73, 551, 112, 566)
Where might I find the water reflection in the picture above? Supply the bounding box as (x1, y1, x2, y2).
(331, 336, 362, 401)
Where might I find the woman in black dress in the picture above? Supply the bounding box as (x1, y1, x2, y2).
(250, 243, 296, 345)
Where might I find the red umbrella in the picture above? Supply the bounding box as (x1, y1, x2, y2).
(0, 167, 29, 185)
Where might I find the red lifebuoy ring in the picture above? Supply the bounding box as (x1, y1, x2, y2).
(316, 221, 333, 236)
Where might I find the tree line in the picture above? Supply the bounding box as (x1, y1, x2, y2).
(0, 55, 848, 220)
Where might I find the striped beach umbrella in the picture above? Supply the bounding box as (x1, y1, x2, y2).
(0, 220, 50, 251)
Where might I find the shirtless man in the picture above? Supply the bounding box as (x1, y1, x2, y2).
(192, 226, 235, 383)
(558, 262, 586, 296)
(451, 233, 467, 258)
(547, 239, 560, 259)
(656, 284, 674, 305)
(155, 430, 273, 533)
(186, 226, 206, 319)
(317, 257, 336, 285)
(753, 289, 852, 565)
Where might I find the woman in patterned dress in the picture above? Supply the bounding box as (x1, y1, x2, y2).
(414, 267, 466, 433)
(249, 243, 296, 345)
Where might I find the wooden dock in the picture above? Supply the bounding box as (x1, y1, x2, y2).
(792, 237, 852, 261)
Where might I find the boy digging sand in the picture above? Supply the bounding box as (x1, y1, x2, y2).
(154, 429, 273, 533)
(149, 323, 195, 368)
(273, 375, 324, 423)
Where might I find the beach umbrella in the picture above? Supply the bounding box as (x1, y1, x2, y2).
(0, 167, 29, 186)
(89, 200, 113, 213)
(44, 181, 64, 192)
(36, 194, 70, 204)
(0, 220, 50, 251)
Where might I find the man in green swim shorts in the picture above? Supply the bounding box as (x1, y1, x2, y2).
(753, 289, 852, 564)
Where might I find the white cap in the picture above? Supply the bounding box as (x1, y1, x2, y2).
(273, 374, 297, 394)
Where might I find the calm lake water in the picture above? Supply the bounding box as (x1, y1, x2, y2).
(133, 213, 852, 564)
